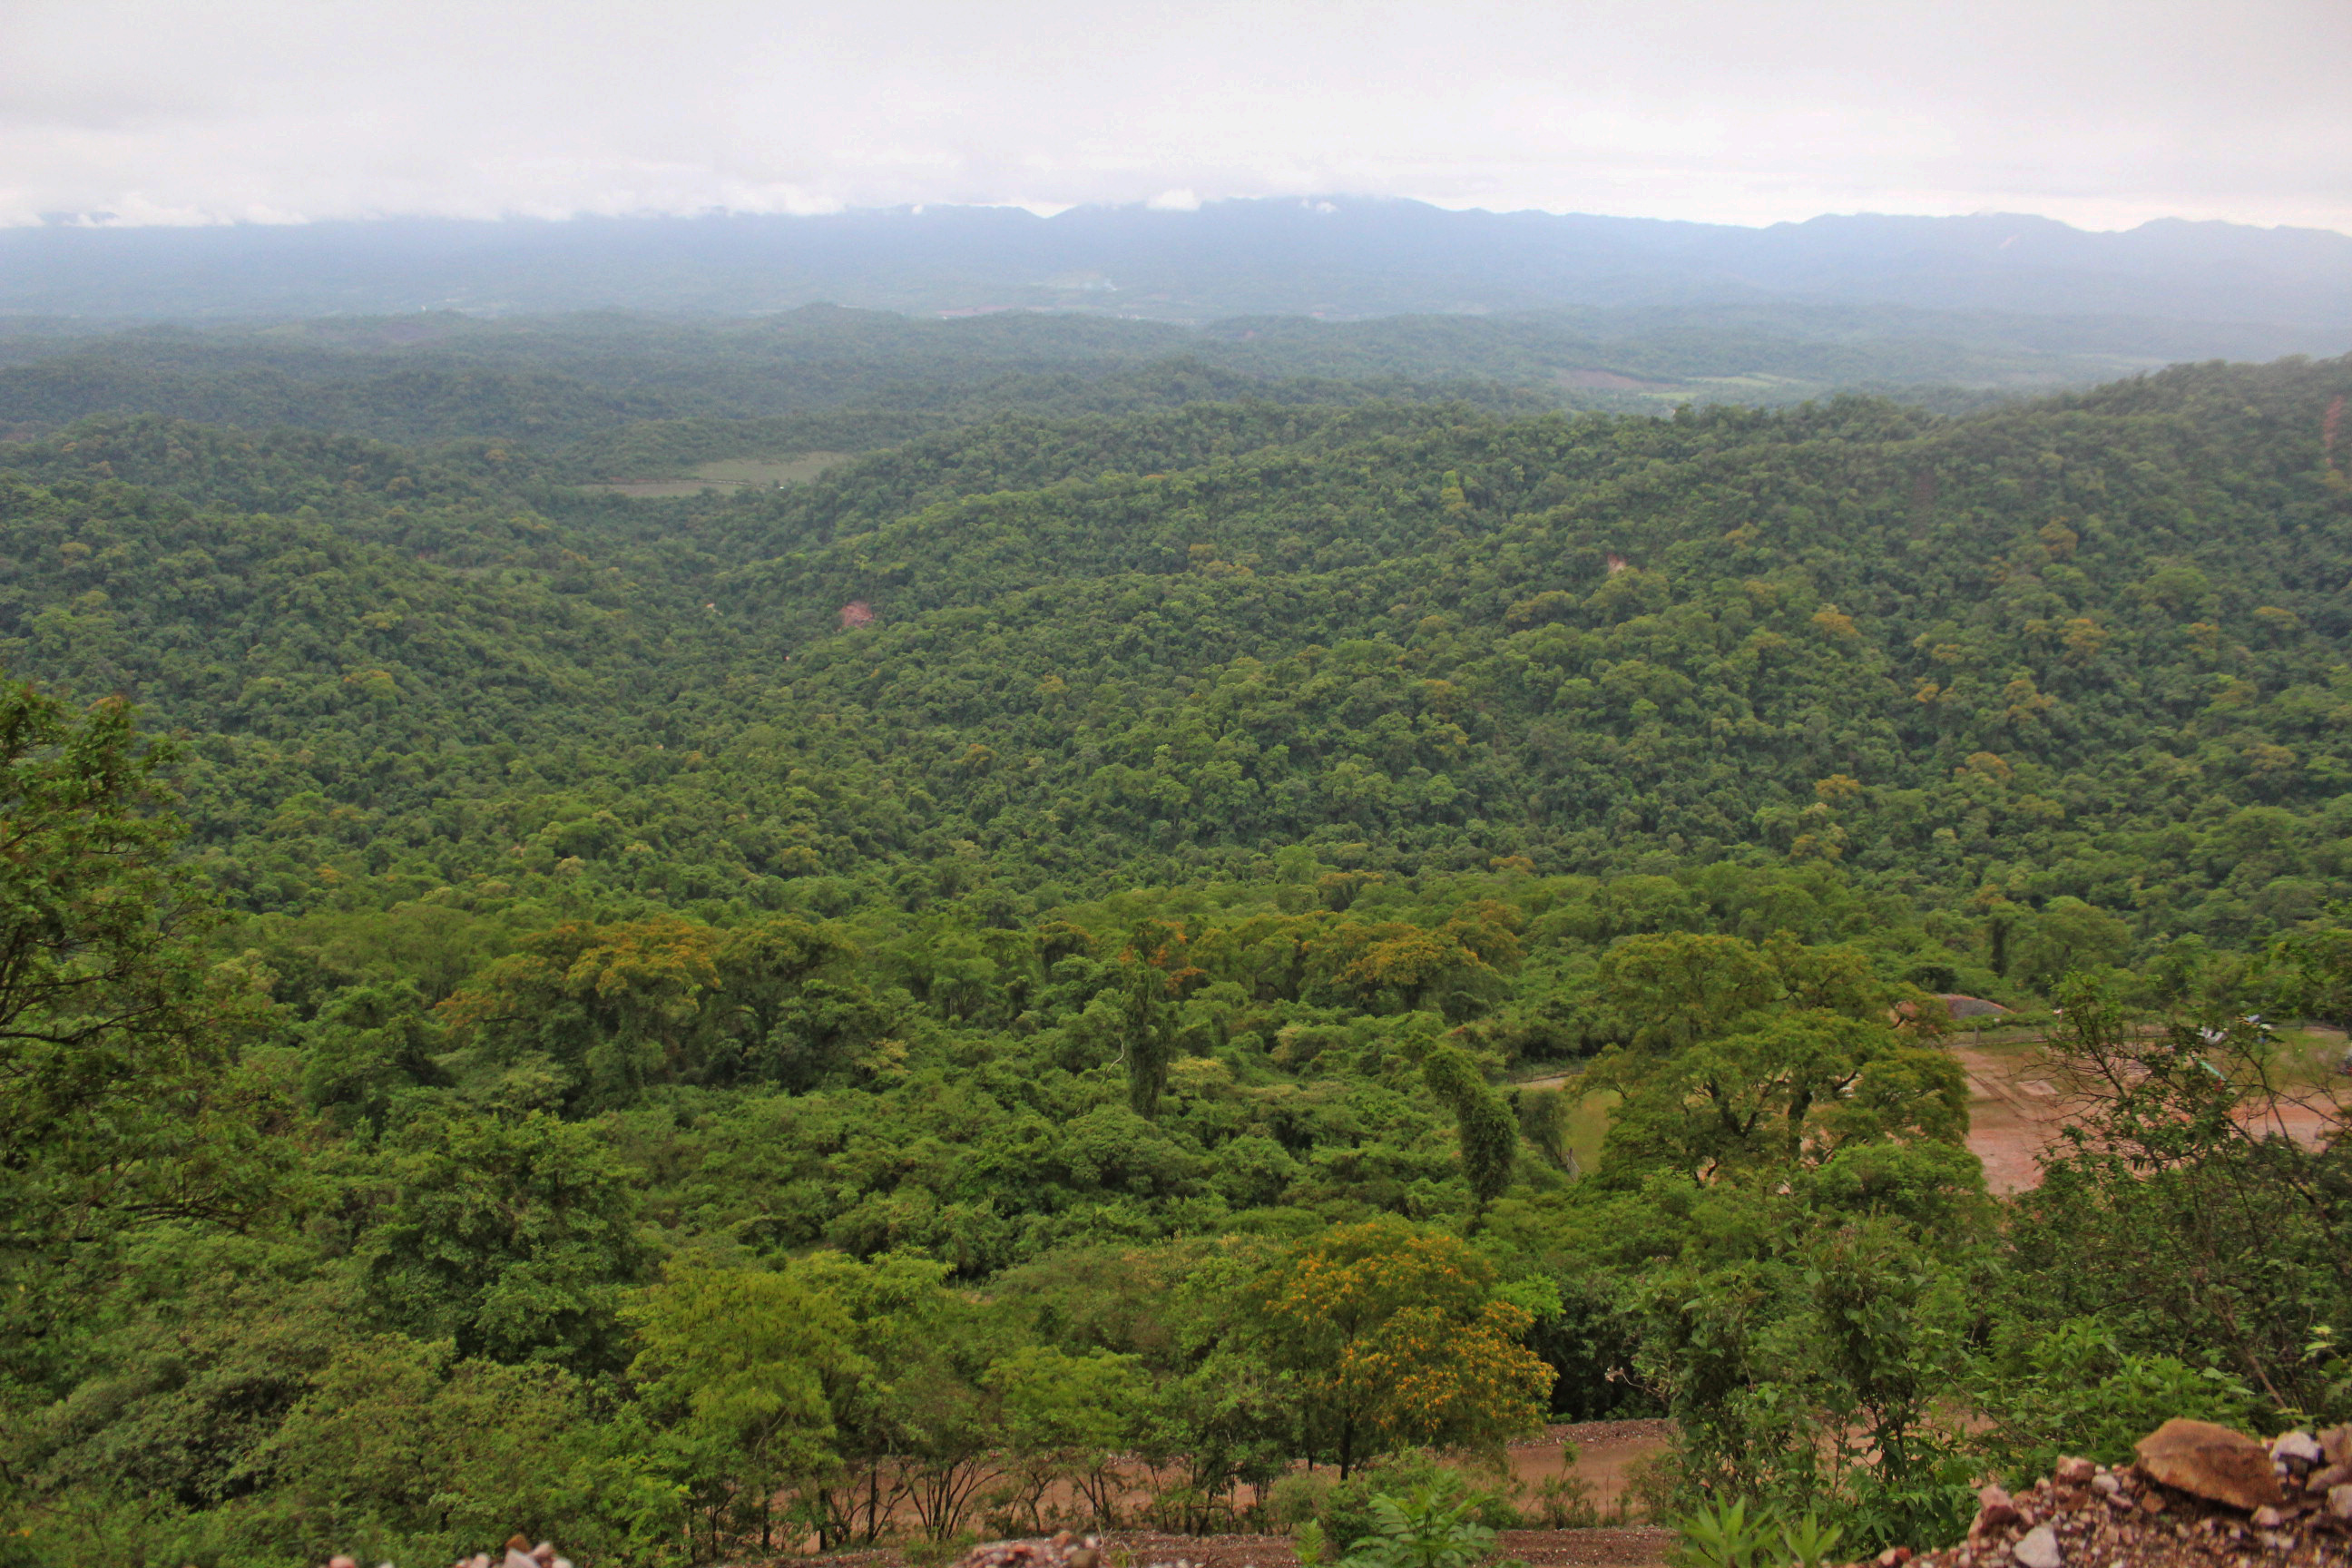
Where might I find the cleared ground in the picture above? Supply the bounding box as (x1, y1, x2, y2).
(579, 452, 858, 497)
(1520, 1024, 2347, 1194)
(737, 1422, 1679, 1568)
(1955, 1026, 2346, 1193)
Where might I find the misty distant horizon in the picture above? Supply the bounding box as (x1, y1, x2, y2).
(5, 0, 2346, 234)
(19, 195, 2352, 242)
(6, 198, 2350, 343)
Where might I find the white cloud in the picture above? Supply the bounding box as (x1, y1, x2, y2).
(0, 0, 2346, 230)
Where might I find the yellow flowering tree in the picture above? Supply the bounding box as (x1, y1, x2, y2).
(1251, 1219, 1550, 1475)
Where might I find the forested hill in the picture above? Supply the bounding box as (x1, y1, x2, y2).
(10, 347, 2352, 1568)
(3, 352, 2349, 965)
(0, 299, 2304, 458)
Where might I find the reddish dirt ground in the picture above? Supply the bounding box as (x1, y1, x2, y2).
(1505, 1420, 1674, 1515)
(1955, 1038, 2346, 1194)
(752, 1423, 1681, 1568)
(1064, 1524, 1678, 1568)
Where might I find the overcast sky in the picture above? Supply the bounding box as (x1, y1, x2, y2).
(4, 0, 2347, 233)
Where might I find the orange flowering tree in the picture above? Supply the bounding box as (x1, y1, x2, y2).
(1250, 1219, 1550, 1475)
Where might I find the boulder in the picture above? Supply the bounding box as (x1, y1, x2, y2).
(2011, 1524, 2063, 1568)
(2134, 1417, 2286, 1511)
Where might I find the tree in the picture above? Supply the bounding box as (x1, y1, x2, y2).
(627, 1261, 858, 1563)
(987, 1345, 1145, 1532)
(1598, 932, 1885, 1056)
(2000, 974, 2352, 1417)
(1251, 1220, 1549, 1476)
(1114, 919, 1202, 1120)
(1420, 1045, 1517, 1208)
(788, 1250, 965, 1549)
(1595, 1013, 1967, 1186)
(360, 1110, 648, 1373)
(262, 1334, 585, 1566)
(435, 917, 722, 1112)
(0, 681, 281, 1356)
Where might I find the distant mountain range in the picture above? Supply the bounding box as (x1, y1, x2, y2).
(4, 199, 2349, 349)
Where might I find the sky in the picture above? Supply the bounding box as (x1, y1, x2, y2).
(3, 0, 2348, 234)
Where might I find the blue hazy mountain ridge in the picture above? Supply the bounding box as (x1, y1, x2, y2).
(6, 197, 2352, 336)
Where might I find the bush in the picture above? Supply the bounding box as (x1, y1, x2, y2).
(1299, 1452, 1519, 1552)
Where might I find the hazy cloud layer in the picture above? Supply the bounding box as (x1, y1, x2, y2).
(4, 0, 2347, 231)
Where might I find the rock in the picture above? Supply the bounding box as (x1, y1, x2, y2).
(2330, 1484, 2352, 1522)
(2324, 1425, 2352, 1467)
(2053, 1456, 2096, 1485)
(2090, 1474, 2120, 1496)
(1973, 1484, 2024, 1534)
(2271, 1431, 2324, 1466)
(1877, 1549, 1912, 1566)
(2011, 1524, 2063, 1568)
(2134, 1417, 2287, 1511)
(2308, 1461, 2352, 1492)
(2252, 1505, 2288, 1528)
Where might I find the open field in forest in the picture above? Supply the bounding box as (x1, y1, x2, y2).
(578, 451, 857, 495)
(1522, 1028, 2349, 1194)
(1955, 1028, 2347, 1193)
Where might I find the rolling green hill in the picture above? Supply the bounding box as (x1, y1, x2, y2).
(7, 357, 2348, 955)
(5, 351, 2352, 1568)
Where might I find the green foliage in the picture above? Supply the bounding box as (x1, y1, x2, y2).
(253, 1335, 586, 1566)
(1421, 1045, 1517, 1206)
(1672, 1501, 1846, 1568)
(359, 1110, 648, 1372)
(7, 340, 2352, 1563)
(1671, 1498, 1777, 1568)
(626, 1260, 856, 1556)
(1338, 1486, 1503, 1568)
(0, 681, 278, 1260)
(1279, 1452, 1522, 1562)
(1251, 1220, 1552, 1475)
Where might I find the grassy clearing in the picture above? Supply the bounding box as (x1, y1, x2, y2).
(1563, 1088, 1619, 1175)
(576, 450, 857, 497)
(2269, 1025, 2348, 1090)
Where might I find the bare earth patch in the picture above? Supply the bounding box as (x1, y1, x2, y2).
(740, 1423, 1679, 1568)
(579, 452, 857, 497)
(1955, 1039, 2345, 1195)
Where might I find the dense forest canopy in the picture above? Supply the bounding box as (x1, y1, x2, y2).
(1, 335, 2350, 1568)
(0, 299, 2293, 459)
(7, 355, 2350, 954)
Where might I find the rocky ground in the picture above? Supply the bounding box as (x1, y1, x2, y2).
(1862, 1419, 2352, 1568)
(417, 1417, 2352, 1568)
(946, 1525, 1677, 1568)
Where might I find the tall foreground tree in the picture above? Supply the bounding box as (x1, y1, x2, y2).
(0, 680, 275, 1268)
(1250, 1219, 1550, 1476)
